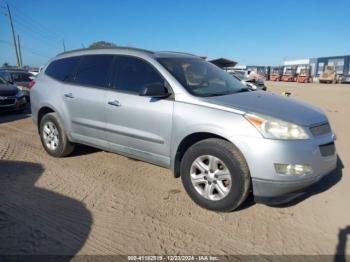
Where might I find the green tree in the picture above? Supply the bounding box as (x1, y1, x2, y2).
(89, 41, 117, 49)
(2, 62, 10, 68)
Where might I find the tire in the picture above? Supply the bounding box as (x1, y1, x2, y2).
(180, 138, 251, 212)
(39, 112, 75, 157)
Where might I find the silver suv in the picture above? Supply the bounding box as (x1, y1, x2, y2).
(31, 47, 337, 211)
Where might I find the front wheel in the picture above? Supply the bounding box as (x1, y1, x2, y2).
(39, 112, 75, 157)
(180, 138, 251, 212)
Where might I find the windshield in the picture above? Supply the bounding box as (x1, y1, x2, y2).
(285, 69, 294, 75)
(232, 71, 248, 81)
(0, 71, 11, 82)
(0, 76, 7, 85)
(157, 57, 247, 97)
(271, 69, 280, 75)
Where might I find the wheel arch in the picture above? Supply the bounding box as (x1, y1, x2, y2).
(37, 106, 55, 131)
(36, 104, 70, 138)
(173, 132, 231, 178)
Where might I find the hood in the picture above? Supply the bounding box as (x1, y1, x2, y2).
(200, 91, 327, 126)
(0, 84, 19, 96)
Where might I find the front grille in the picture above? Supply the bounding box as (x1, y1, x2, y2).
(310, 123, 331, 137)
(319, 142, 335, 157)
(0, 98, 16, 106)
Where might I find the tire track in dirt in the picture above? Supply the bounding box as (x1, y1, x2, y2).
(0, 107, 349, 256)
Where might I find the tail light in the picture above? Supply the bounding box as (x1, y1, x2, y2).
(28, 80, 36, 89)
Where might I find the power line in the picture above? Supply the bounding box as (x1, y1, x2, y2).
(10, 11, 62, 43)
(5, 1, 64, 41)
(0, 39, 51, 59)
(17, 34, 22, 66)
(1, 1, 65, 54)
(11, 16, 62, 49)
(5, 2, 20, 66)
(62, 39, 66, 52)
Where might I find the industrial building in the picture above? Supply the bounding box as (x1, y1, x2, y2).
(285, 55, 350, 77)
(314, 55, 350, 77)
(232, 55, 350, 82)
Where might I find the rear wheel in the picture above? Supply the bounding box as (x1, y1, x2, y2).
(180, 138, 251, 212)
(39, 113, 75, 157)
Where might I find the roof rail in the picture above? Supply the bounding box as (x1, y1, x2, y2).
(56, 46, 154, 57)
(158, 51, 197, 57)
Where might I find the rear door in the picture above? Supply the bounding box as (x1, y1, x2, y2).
(62, 55, 114, 148)
(105, 55, 174, 167)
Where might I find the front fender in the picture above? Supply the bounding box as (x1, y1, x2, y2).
(170, 102, 261, 173)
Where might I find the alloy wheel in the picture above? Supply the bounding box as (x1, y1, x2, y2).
(190, 155, 232, 201)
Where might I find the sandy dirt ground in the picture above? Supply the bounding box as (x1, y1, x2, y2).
(0, 81, 349, 256)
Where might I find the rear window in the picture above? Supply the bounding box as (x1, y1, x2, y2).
(11, 72, 33, 82)
(45, 57, 80, 81)
(74, 55, 114, 87)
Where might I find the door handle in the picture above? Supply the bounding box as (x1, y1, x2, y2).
(64, 93, 74, 98)
(108, 100, 121, 107)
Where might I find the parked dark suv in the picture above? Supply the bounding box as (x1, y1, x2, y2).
(0, 69, 34, 101)
(0, 76, 27, 112)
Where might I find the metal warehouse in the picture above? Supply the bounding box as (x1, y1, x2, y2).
(284, 55, 350, 79)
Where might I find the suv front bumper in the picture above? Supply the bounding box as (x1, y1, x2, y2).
(252, 161, 336, 204)
(231, 131, 337, 204)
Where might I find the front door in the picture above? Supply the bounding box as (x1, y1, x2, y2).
(105, 56, 174, 167)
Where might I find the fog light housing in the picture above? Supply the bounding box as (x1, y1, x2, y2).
(274, 164, 313, 176)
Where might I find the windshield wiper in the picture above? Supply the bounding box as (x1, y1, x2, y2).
(236, 87, 250, 93)
(205, 92, 232, 97)
(204, 88, 249, 97)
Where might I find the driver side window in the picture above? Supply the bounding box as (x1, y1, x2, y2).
(113, 56, 164, 94)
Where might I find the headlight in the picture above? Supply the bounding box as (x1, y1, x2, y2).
(246, 83, 257, 90)
(16, 90, 24, 98)
(244, 113, 310, 140)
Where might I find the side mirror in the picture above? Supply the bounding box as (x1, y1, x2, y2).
(7, 80, 14, 85)
(139, 83, 171, 98)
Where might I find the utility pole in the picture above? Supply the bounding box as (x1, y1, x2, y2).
(5, 2, 20, 67)
(17, 34, 22, 67)
(62, 39, 66, 52)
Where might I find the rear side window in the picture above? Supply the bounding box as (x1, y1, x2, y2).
(113, 56, 163, 94)
(74, 55, 114, 87)
(45, 57, 80, 81)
